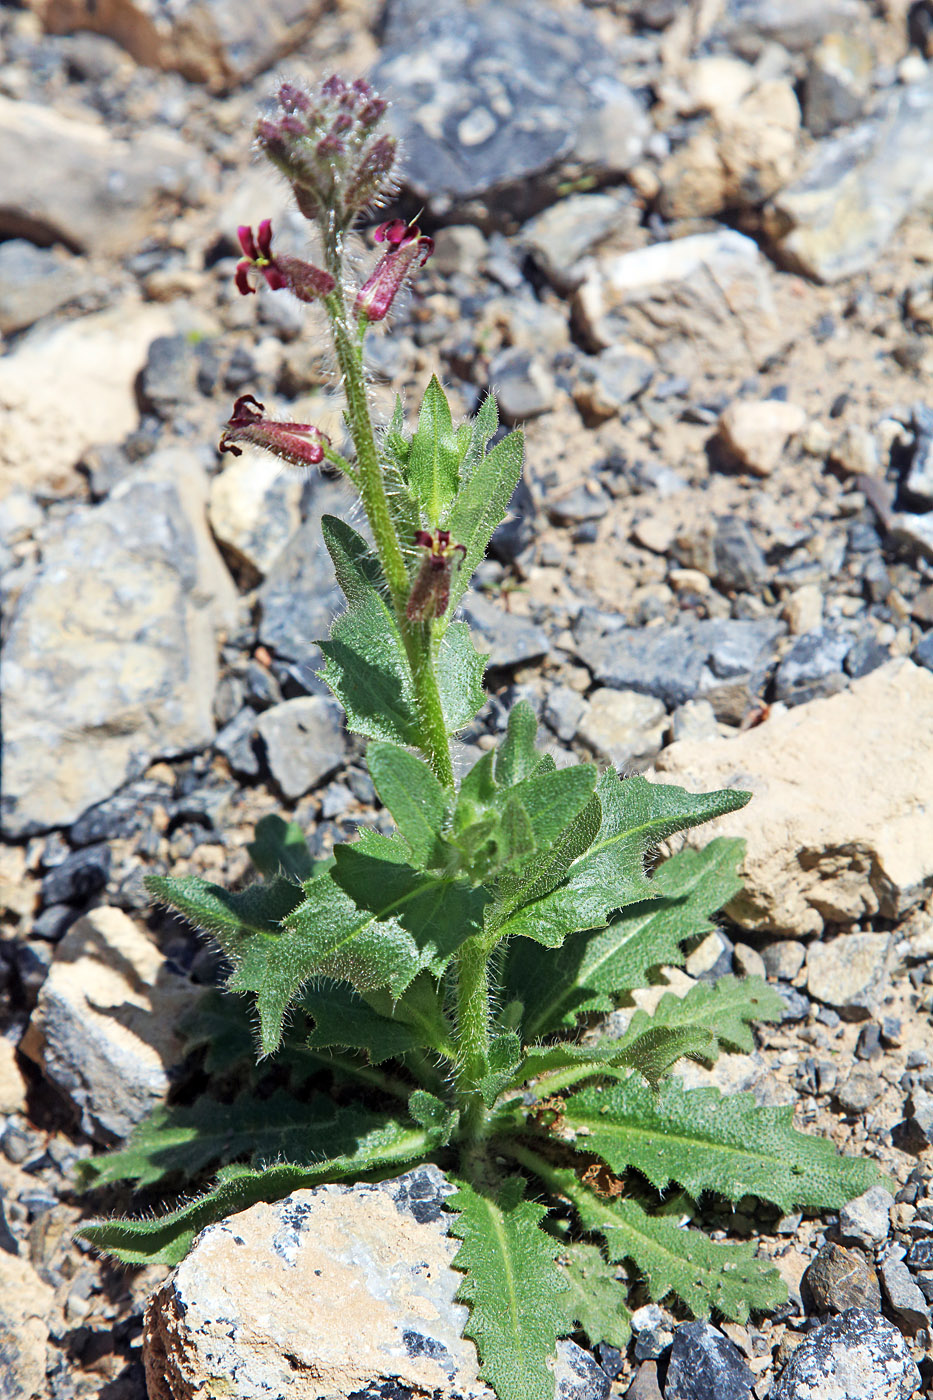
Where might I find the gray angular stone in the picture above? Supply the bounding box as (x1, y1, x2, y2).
(373, 0, 648, 223)
(775, 628, 853, 704)
(721, 0, 866, 56)
(905, 403, 933, 506)
(807, 932, 894, 1019)
(143, 1167, 608, 1400)
(577, 688, 667, 771)
(21, 907, 194, 1144)
(0, 239, 93, 335)
(712, 515, 769, 592)
(663, 1319, 754, 1400)
(879, 1248, 931, 1332)
(544, 685, 588, 743)
(838, 1186, 894, 1249)
(803, 31, 873, 138)
(0, 93, 205, 256)
(835, 1064, 884, 1112)
(574, 345, 655, 422)
(521, 192, 637, 293)
(209, 448, 302, 581)
(256, 481, 345, 668)
(1, 454, 234, 837)
(214, 706, 261, 778)
(767, 74, 933, 282)
(460, 591, 550, 669)
(490, 348, 557, 424)
(770, 1309, 920, 1400)
(256, 697, 347, 800)
(547, 484, 611, 526)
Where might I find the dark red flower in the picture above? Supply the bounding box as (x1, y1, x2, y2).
(407, 528, 466, 621)
(219, 395, 330, 471)
(355, 221, 434, 324)
(234, 220, 335, 303)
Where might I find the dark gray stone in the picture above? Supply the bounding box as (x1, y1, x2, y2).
(712, 516, 769, 592)
(70, 784, 166, 845)
(39, 844, 111, 906)
(845, 632, 891, 679)
(256, 697, 348, 801)
(138, 334, 199, 417)
(0, 239, 91, 335)
(490, 348, 556, 424)
(31, 904, 79, 943)
(460, 591, 550, 669)
(721, 0, 865, 56)
(257, 485, 344, 667)
(663, 1320, 754, 1400)
(547, 484, 611, 526)
(770, 1309, 920, 1400)
(373, 0, 648, 223)
(912, 630, 933, 673)
(774, 629, 853, 704)
(489, 476, 537, 564)
(572, 616, 781, 711)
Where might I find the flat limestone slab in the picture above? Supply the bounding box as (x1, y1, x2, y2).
(652, 659, 933, 936)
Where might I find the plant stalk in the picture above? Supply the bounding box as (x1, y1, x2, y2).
(322, 229, 454, 789)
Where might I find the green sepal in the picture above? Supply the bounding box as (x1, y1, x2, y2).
(408, 1089, 458, 1145)
(449, 1176, 570, 1400)
(407, 374, 460, 525)
(561, 1077, 887, 1211)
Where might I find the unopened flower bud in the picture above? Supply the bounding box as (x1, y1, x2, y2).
(254, 75, 397, 229)
(234, 220, 335, 303)
(355, 220, 434, 324)
(219, 395, 330, 472)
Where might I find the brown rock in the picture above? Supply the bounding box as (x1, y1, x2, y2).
(25, 0, 326, 90)
(803, 1243, 881, 1314)
(652, 660, 933, 935)
(0, 95, 205, 254)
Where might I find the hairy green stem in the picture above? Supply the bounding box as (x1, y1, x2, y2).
(455, 935, 492, 1141)
(322, 228, 454, 789)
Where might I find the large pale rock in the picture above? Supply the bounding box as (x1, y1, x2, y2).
(26, 0, 325, 89)
(0, 451, 235, 836)
(208, 450, 302, 581)
(144, 1167, 609, 1400)
(0, 301, 172, 497)
(572, 230, 785, 376)
(765, 74, 933, 282)
(652, 659, 933, 936)
(0, 1250, 54, 1400)
(21, 907, 194, 1143)
(0, 95, 206, 253)
(577, 688, 667, 771)
(658, 80, 801, 219)
(718, 398, 807, 477)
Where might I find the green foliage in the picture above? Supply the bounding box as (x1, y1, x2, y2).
(449, 1177, 569, 1400)
(78, 158, 887, 1400)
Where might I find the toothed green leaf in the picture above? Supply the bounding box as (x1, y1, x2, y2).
(145, 873, 303, 956)
(319, 515, 420, 746)
(542, 1161, 784, 1323)
(507, 838, 747, 1040)
(621, 975, 786, 1062)
(558, 1242, 632, 1350)
(247, 815, 315, 884)
(303, 983, 423, 1063)
(78, 1120, 433, 1265)
(442, 415, 523, 627)
(562, 1077, 886, 1211)
(75, 1092, 395, 1191)
(449, 1177, 570, 1400)
(495, 701, 546, 788)
(520, 1024, 717, 1093)
(367, 741, 453, 868)
(435, 621, 488, 732)
(494, 774, 749, 950)
(407, 375, 460, 524)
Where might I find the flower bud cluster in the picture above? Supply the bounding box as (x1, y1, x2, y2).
(256, 76, 397, 228)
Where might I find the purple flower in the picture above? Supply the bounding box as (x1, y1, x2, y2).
(355, 221, 435, 324)
(407, 528, 465, 621)
(235, 220, 335, 302)
(219, 395, 329, 471)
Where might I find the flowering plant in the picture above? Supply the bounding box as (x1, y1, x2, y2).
(79, 75, 883, 1400)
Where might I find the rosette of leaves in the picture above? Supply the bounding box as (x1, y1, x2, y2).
(78, 375, 885, 1400)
